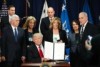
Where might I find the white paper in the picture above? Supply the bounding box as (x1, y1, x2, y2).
(44, 41, 65, 60)
(54, 43, 65, 60)
(44, 41, 53, 59)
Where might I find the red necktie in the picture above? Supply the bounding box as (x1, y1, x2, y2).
(38, 46, 44, 58)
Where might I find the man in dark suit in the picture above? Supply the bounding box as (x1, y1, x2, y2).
(85, 34, 100, 67)
(1, 5, 15, 31)
(40, 7, 55, 35)
(1, 14, 26, 67)
(0, 33, 1, 63)
(78, 12, 99, 67)
(27, 33, 49, 62)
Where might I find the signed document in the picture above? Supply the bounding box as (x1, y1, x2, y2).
(44, 41, 65, 60)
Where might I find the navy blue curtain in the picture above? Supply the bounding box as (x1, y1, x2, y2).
(0, 0, 2, 9)
(89, 0, 100, 25)
(0, 0, 100, 29)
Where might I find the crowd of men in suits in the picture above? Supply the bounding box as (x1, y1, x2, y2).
(0, 5, 100, 67)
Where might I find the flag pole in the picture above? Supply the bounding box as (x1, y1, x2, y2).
(3, 0, 6, 4)
(25, 0, 28, 17)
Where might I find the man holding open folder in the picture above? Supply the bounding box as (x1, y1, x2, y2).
(27, 33, 49, 62)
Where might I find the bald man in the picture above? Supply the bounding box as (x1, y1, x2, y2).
(77, 12, 99, 67)
(1, 14, 26, 67)
(40, 7, 55, 35)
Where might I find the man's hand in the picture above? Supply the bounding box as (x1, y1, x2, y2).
(21, 56, 26, 63)
(85, 40, 92, 50)
(1, 56, 6, 61)
(57, 40, 63, 43)
(41, 58, 50, 62)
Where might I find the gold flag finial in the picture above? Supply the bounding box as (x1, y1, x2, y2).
(3, 0, 6, 4)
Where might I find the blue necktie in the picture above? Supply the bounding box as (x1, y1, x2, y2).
(14, 28, 18, 41)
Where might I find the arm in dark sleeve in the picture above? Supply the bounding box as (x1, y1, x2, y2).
(61, 30, 69, 48)
(1, 28, 7, 56)
(40, 18, 46, 35)
(27, 47, 41, 62)
(21, 30, 27, 57)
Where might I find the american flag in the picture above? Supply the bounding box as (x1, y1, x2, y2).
(0, 2, 8, 22)
(0, 2, 8, 17)
(38, 0, 48, 33)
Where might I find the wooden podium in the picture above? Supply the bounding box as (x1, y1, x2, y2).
(21, 61, 70, 67)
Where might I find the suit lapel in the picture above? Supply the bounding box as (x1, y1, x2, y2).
(9, 26, 15, 41)
(17, 27, 21, 41)
(50, 30, 53, 42)
(82, 22, 89, 39)
(46, 17, 50, 28)
(47, 17, 50, 23)
(32, 44, 40, 57)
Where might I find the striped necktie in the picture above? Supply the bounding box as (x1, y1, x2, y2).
(80, 26, 84, 39)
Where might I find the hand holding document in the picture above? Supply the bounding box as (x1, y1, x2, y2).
(85, 40, 92, 50)
(42, 58, 50, 62)
(85, 35, 93, 50)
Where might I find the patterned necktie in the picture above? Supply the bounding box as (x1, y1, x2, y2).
(80, 26, 84, 39)
(14, 28, 18, 41)
(38, 46, 44, 58)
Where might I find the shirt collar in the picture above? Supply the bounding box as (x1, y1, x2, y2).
(83, 21, 88, 28)
(36, 44, 44, 53)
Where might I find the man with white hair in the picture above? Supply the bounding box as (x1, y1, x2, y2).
(27, 33, 49, 62)
(1, 14, 26, 67)
(77, 12, 99, 67)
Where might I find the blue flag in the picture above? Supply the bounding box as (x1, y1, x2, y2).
(83, 0, 93, 24)
(61, 0, 70, 63)
(61, 0, 71, 33)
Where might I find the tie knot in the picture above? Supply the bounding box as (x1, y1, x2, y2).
(14, 28, 17, 30)
(38, 45, 41, 48)
(82, 25, 84, 28)
(50, 18, 53, 22)
(14, 28, 17, 33)
(38, 46, 42, 50)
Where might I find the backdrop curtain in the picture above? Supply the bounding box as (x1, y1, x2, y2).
(0, 0, 100, 30)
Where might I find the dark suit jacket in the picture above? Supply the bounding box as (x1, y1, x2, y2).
(40, 17, 50, 35)
(27, 43, 42, 62)
(89, 34, 100, 67)
(44, 29, 68, 48)
(81, 22, 99, 45)
(1, 25, 26, 62)
(78, 22, 99, 66)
